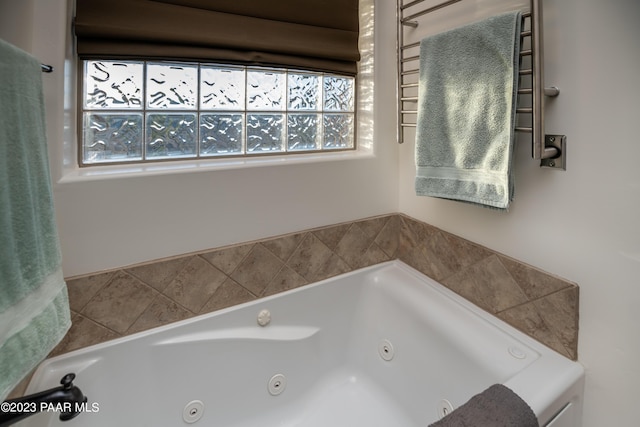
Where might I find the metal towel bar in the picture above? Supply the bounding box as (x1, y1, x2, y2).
(397, 0, 566, 169)
(41, 64, 53, 73)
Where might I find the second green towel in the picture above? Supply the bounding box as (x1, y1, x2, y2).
(415, 11, 522, 210)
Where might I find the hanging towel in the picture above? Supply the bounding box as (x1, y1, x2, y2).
(415, 12, 522, 210)
(0, 39, 71, 400)
(428, 384, 539, 427)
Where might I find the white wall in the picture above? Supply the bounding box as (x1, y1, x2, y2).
(397, 0, 640, 426)
(2, 0, 639, 425)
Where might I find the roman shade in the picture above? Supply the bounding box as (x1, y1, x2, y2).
(74, 0, 361, 75)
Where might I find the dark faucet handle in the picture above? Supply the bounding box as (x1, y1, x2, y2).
(60, 373, 76, 389)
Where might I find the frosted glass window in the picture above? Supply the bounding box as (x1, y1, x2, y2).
(83, 113, 143, 162)
(84, 61, 143, 109)
(247, 114, 285, 152)
(324, 76, 355, 112)
(81, 61, 355, 165)
(288, 114, 321, 151)
(247, 70, 286, 110)
(200, 114, 244, 156)
(147, 63, 197, 109)
(201, 66, 245, 110)
(324, 114, 354, 149)
(288, 73, 321, 110)
(146, 113, 197, 158)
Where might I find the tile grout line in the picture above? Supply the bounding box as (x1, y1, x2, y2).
(60, 213, 578, 360)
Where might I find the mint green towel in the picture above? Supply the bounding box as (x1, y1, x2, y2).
(0, 39, 71, 400)
(415, 12, 522, 210)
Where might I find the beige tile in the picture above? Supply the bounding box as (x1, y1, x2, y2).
(397, 216, 440, 267)
(200, 243, 253, 275)
(375, 214, 402, 258)
(230, 244, 285, 296)
(126, 294, 194, 335)
(532, 287, 579, 359)
(262, 265, 308, 297)
(199, 278, 256, 314)
(287, 233, 336, 281)
(361, 242, 392, 268)
(65, 271, 114, 312)
(335, 223, 374, 269)
(51, 214, 580, 363)
(398, 215, 439, 248)
(334, 223, 391, 270)
(262, 232, 307, 262)
(439, 231, 494, 271)
(498, 255, 574, 299)
(397, 233, 446, 281)
(498, 302, 574, 359)
(163, 256, 228, 313)
(415, 231, 461, 281)
(81, 271, 158, 334)
(308, 253, 351, 282)
(442, 255, 529, 313)
(397, 242, 436, 279)
(397, 221, 419, 256)
(312, 223, 352, 250)
(355, 215, 391, 240)
(125, 256, 191, 292)
(403, 231, 490, 282)
(49, 314, 121, 357)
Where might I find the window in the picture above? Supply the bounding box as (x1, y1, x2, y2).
(80, 61, 356, 165)
(73, 0, 364, 169)
(73, 0, 373, 174)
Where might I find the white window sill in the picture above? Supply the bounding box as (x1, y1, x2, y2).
(57, 148, 374, 184)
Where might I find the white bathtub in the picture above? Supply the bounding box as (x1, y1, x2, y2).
(19, 260, 584, 427)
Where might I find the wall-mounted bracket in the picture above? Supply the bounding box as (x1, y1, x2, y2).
(540, 135, 566, 170)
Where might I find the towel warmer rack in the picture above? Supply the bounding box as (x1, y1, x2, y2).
(397, 0, 566, 169)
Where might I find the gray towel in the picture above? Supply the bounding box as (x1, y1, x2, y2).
(429, 384, 538, 427)
(415, 12, 522, 210)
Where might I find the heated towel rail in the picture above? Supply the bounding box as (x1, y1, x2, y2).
(397, 0, 566, 169)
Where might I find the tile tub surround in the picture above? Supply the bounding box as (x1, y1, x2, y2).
(53, 214, 579, 361)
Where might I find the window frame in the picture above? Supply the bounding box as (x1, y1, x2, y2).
(77, 60, 358, 168)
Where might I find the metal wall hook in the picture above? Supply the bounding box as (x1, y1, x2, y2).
(541, 135, 566, 170)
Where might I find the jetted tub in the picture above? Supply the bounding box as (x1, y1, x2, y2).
(18, 261, 584, 426)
